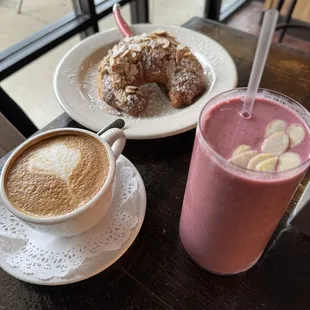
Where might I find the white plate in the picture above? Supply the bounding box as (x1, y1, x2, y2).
(54, 24, 237, 139)
(0, 155, 146, 286)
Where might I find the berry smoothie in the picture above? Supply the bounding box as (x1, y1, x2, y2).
(179, 88, 310, 274)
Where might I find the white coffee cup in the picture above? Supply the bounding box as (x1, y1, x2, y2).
(0, 127, 126, 237)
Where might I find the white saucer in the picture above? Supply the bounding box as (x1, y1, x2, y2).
(54, 24, 237, 139)
(0, 155, 146, 286)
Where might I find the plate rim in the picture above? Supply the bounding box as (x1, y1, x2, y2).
(0, 155, 147, 286)
(54, 24, 238, 139)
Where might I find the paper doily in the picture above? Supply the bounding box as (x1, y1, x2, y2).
(0, 158, 139, 280)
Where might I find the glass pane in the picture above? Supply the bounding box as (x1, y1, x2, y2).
(2, 35, 80, 129)
(149, 0, 204, 25)
(98, 1, 204, 31)
(98, 3, 131, 31)
(0, 0, 74, 49)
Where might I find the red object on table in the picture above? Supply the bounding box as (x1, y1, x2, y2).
(113, 4, 133, 37)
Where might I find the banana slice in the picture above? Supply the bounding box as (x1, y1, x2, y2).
(286, 124, 305, 148)
(229, 151, 258, 168)
(265, 119, 287, 138)
(256, 157, 278, 172)
(247, 153, 275, 170)
(261, 132, 289, 156)
(278, 152, 302, 171)
(232, 144, 251, 157)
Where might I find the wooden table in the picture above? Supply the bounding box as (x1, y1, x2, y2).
(1, 17, 310, 310)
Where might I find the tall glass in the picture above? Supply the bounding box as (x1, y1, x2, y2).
(179, 88, 310, 275)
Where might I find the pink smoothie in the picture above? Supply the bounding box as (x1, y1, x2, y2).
(180, 93, 310, 274)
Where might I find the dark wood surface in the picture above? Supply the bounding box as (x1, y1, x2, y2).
(1, 17, 310, 310)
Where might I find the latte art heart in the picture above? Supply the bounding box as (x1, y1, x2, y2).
(28, 143, 81, 182)
(6, 133, 110, 217)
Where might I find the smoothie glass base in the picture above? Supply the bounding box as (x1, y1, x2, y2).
(180, 228, 262, 275)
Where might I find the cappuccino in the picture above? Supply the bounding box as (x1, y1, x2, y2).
(5, 133, 110, 217)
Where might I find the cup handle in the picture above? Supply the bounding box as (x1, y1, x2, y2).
(99, 128, 126, 160)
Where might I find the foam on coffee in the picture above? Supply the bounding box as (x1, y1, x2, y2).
(5, 133, 110, 217)
(28, 143, 82, 182)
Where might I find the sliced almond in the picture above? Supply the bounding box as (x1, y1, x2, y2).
(229, 151, 258, 168)
(176, 47, 190, 63)
(261, 132, 289, 156)
(278, 152, 302, 172)
(265, 119, 287, 138)
(132, 45, 142, 52)
(168, 37, 179, 46)
(232, 145, 251, 157)
(125, 86, 138, 94)
(111, 62, 129, 74)
(120, 50, 130, 58)
(247, 153, 275, 170)
(256, 157, 278, 172)
(109, 57, 116, 67)
(158, 38, 170, 48)
(286, 124, 305, 148)
(153, 30, 168, 36)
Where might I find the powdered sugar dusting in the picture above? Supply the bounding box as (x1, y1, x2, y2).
(81, 65, 177, 123)
(78, 43, 213, 125)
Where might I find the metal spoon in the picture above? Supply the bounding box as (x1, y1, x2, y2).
(97, 119, 125, 136)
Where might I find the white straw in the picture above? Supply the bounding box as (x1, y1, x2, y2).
(242, 9, 279, 117)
